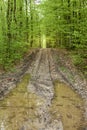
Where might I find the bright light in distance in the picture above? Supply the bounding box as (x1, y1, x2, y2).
(35, 0, 41, 4)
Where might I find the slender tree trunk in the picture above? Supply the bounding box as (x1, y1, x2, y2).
(30, 0, 33, 47)
(13, 0, 17, 23)
(19, 0, 23, 37)
(7, 0, 13, 58)
(13, 0, 17, 40)
(25, 0, 29, 42)
(67, 0, 72, 47)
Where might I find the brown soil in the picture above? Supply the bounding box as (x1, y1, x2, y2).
(0, 48, 87, 130)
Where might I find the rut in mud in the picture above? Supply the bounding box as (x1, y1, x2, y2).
(0, 48, 87, 130)
(26, 49, 63, 130)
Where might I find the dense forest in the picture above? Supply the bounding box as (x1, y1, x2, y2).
(0, 0, 87, 75)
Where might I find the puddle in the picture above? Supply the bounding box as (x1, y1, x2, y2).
(50, 81, 85, 130)
(0, 74, 86, 130)
(0, 74, 44, 130)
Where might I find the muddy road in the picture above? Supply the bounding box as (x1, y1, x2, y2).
(0, 48, 87, 130)
(26, 49, 63, 130)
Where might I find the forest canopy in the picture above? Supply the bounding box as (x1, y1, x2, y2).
(0, 0, 87, 72)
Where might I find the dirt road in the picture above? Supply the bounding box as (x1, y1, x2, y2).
(21, 48, 87, 130)
(25, 49, 63, 130)
(0, 48, 87, 130)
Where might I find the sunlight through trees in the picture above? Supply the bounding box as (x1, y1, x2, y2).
(0, 0, 87, 70)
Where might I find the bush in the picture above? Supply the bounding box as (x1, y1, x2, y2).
(71, 54, 84, 66)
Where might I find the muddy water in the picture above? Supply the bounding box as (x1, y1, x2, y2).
(0, 74, 85, 130)
(0, 74, 44, 130)
(50, 81, 85, 130)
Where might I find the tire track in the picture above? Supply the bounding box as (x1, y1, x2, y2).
(22, 49, 63, 130)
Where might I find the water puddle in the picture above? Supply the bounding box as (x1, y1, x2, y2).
(0, 74, 86, 130)
(50, 81, 85, 130)
(0, 74, 44, 130)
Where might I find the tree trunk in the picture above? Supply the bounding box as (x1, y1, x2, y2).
(30, 0, 34, 47)
(6, 0, 13, 58)
(25, 0, 29, 42)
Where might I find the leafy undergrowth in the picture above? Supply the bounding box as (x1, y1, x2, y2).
(69, 49, 87, 78)
(0, 47, 38, 75)
(0, 42, 31, 72)
(55, 47, 87, 78)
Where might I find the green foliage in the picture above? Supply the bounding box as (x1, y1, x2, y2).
(71, 54, 84, 66)
(0, 0, 87, 74)
(70, 50, 87, 77)
(0, 0, 41, 70)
